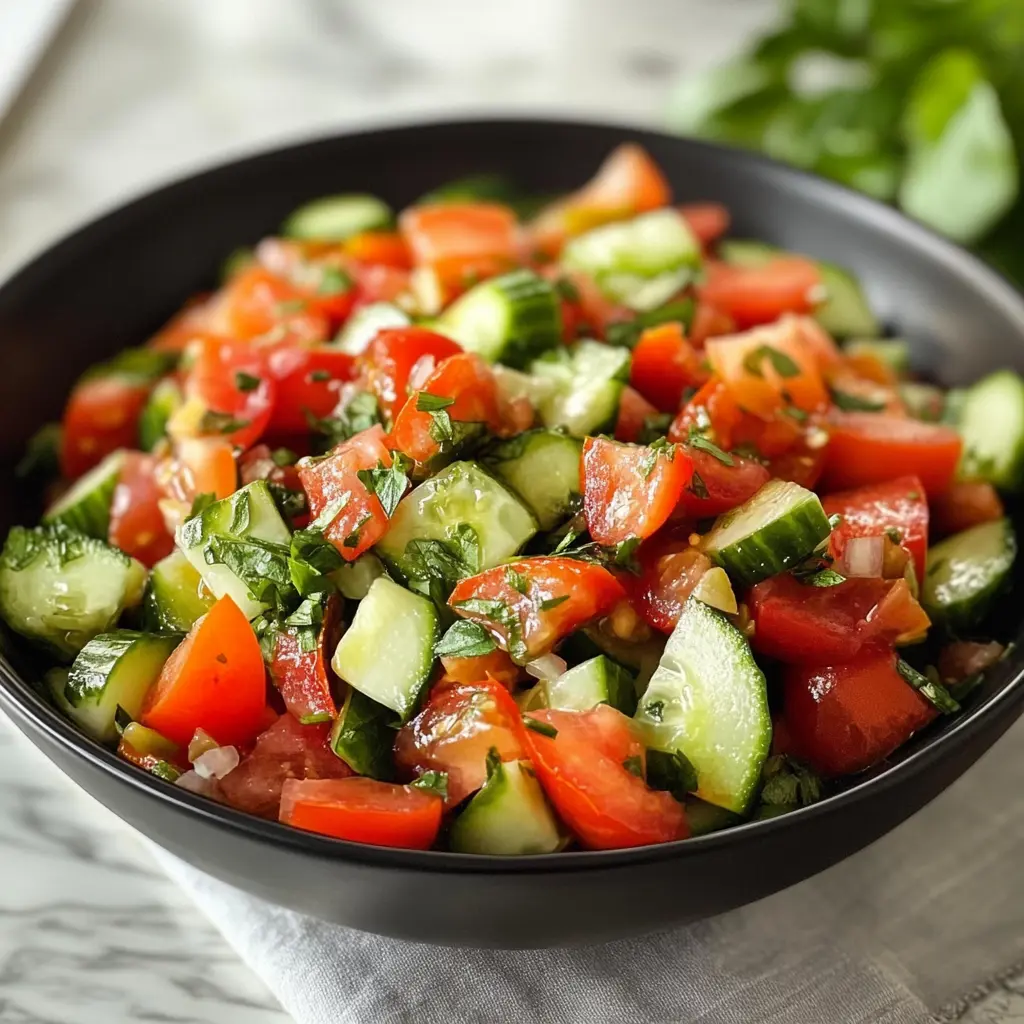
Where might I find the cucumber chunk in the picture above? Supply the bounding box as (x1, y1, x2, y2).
(530, 340, 630, 437)
(0, 525, 146, 660)
(139, 378, 183, 451)
(333, 302, 410, 356)
(484, 430, 583, 531)
(703, 479, 831, 587)
(282, 193, 392, 241)
(562, 209, 701, 312)
(922, 519, 1016, 631)
(329, 552, 385, 600)
(331, 577, 439, 722)
(686, 796, 742, 836)
(560, 627, 666, 693)
(176, 481, 293, 621)
(956, 370, 1024, 491)
(433, 269, 562, 368)
(635, 597, 771, 814)
(449, 756, 563, 855)
(545, 654, 637, 715)
(492, 365, 559, 410)
(329, 687, 395, 778)
(143, 549, 214, 633)
(43, 450, 123, 539)
(65, 630, 180, 743)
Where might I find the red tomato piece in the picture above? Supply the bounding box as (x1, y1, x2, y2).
(821, 413, 962, 498)
(448, 557, 627, 662)
(931, 481, 1005, 539)
(581, 436, 694, 546)
(629, 322, 709, 413)
(352, 263, 411, 305)
(698, 256, 823, 330)
(215, 264, 330, 344)
(140, 596, 269, 748)
(668, 377, 743, 449)
(280, 777, 443, 849)
(689, 300, 736, 348)
(523, 705, 689, 849)
(268, 596, 342, 723)
(400, 203, 519, 267)
(675, 447, 771, 519)
(614, 386, 660, 443)
(394, 679, 528, 806)
(297, 425, 396, 560)
(543, 266, 632, 342)
(60, 376, 151, 480)
(937, 641, 1005, 685)
(162, 437, 238, 505)
(783, 646, 937, 776)
(108, 452, 175, 567)
(344, 230, 412, 270)
(765, 433, 828, 490)
(439, 648, 525, 689)
(680, 202, 730, 248)
(631, 532, 712, 634)
(264, 345, 356, 437)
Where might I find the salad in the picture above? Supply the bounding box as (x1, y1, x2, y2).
(2, 143, 1020, 854)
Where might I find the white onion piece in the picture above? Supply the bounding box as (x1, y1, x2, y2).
(175, 770, 216, 796)
(408, 354, 437, 391)
(838, 535, 885, 577)
(525, 653, 567, 681)
(192, 745, 240, 780)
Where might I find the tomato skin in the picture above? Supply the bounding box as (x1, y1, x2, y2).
(783, 647, 937, 776)
(523, 706, 689, 849)
(689, 300, 736, 348)
(448, 557, 627, 662)
(439, 648, 525, 689)
(543, 266, 632, 342)
(280, 777, 443, 849)
(345, 230, 412, 270)
(629, 323, 709, 412)
(164, 437, 238, 504)
(140, 596, 269, 748)
(268, 596, 342, 723)
(108, 452, 175, 567)
(631, 532, 712, 634)
(60, 376, 151, 479)
(216, 264, 330, 343)
(679, 202, 730, 248)
(821, 413, 962, 498)
(394, 679, 528, 807)
(352, 263, 411, 305)
(297, 425, 396, 560)
(937, 640, 1004, 684)
(264, 345, 356, 436)
(675, 447, 771, 519)
(582, 437, 693, 546)
(698, 257, 823, 330)
(614, 386, 660, 443)
(821, 475, 929, 583)
(931, 481, 1004, 539)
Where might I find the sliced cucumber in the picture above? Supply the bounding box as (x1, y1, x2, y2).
(484, 430, 582, 531)
(703, 479, 831, 587)
(845, 338, 911, 378)
(65, 630, 180, 743)
(956, 370, 1024, 491)
(0, 525, 146, 660)
(686, 796, 742, 836)
(492, 365, 558, 410)
(545, 655, 636, 715)
(43, 450, 123, 539)
(922, 519, 1016, 631)
(282, 193, 392, 241)
(333, 302, 410, 356)
(329, 552, 385, 600)
(433, 269, 561, 368)
(562, 209, 701, 312)
(376, 461, 536, 583)
(329, 686, 395, 778)
(176, 481, 293, 621)
(139, 378, 183, 452)
(449, 756, 563, 855)
(560, 626, 666, 693)
(530, 340, 630, 437)
(143, 549, 214, 633)
(331, 576, 439, 722)
(635, 596, 771, 814)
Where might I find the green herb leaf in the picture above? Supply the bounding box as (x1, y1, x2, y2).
(759, 754, 823, 809)
(410, 770, 449, 801)
(540, 595, 569, 611)
(452, 594, 526, 662)
(435, 620, 498, 659)
(356, 455, 410, 518)
(742, 344, 801, 379)
(799, 567, 847, 587)
(896, 658, 961, 715)
(523, 716, 558, 738)
(831, 388, 885, 412)
(307, 391, 383, 451)
(267, 481, 308, 521)
(114, 705, 133, 736)
(308, 369, 332, 383)
(235, 371, 261, 393)
(404, 525, 481, 606)
(622, 755, 644, 779)
(427, 408, 455, 449)
(189, 492, 216, 518)
(342, 513, 372, 549)
(638, 437, 676, 479)
(646, 748, 698, 800)
(636, 412, 673, 446)
(16, 423, 61, 481)
(644, 699, 665, 722)
(271, 447, 299, 467)
(199, 410, 251, 435)
(319, 265, 353, 296)
(504, 565, 531, 595)
(604, 299, 696, 349)
(416, 393, 456, 413)
(686, 425, 735, 466)
(687, 470, 710, 500)
(553, 277, 581, 303)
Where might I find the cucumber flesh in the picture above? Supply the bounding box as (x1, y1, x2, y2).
(329, 552, 385, 600)
(283, 193, 392, 241)
(43, 451, 124, 539)
(956, 370, 1024, 491)
(139, 379, 183, 452)
(331, 577, 439, 722)
(922, 518, 1016, 631)
(329, 686, 396, 779)
(703, 479, 831, 587)
(545, 655, 637, 715)
(560, 626, 666, 694)
(635, 596, 771, 814)
(143, 549, 214, 633)
(492, 365, 558, 410)
(333, 302, 410, 356)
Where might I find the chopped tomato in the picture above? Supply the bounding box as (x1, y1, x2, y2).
(147, 296, 217, 353)
(162, 437, 238, 507)
(215, 264, 330, 344)
(523, 705, 689, 849)
(826, 366, 905, 416)
(581, 436, 694, 546)
(394, 679, 528, 806)
(615, 386, 660, 443)
(846, 349, 898, 386)
(448, 557, 627, 662)
(689, 300, 736, 348)
(268, 596, 342, 723)
(675, 447, 771, 519)
(699, 256, 823, 330)
(108, 452, 175, 566)
(783, 646, 937, 776)
(821, 413, 962, 498)
(679, 202, 730, 248)
(931, 481, 1004, 539)
(358, 326, 462, 422)
(345, 230, 412, 270)
(297, 425, 396, 560)
(669, 377, 742, 449)
(238, 444, 303, 491)
(352, 263, 411, 305)
(629, 322, 709, 412)
(937, 641, 1005, 684)
(790, 316, 844, 373)
(141, 596, 269, 748)
(264, 345, 356, 436)
(631, 531, 712, 634)
(765, 432, 828, 490)
(440, 648, 525, 689)
(60, 375, 151, 479)
(280, 777, 443, 849)
(543, 266, 631, 342)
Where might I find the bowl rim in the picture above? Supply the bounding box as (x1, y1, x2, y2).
(3, 114, 1024, 875)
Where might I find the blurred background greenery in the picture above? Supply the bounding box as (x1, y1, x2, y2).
(668, 0, 1024, 287)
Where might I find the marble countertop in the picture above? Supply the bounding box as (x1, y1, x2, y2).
(2, 3, 1023, 1022)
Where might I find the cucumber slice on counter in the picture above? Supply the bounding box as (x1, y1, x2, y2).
(143, 549, 214, 633)
(0, 525, 146, 660)
(544, 654, 637, 715)
(329, 686, 396, 779)
(331, 576, 439, 723)
(449, 755, 563, 855)
(956, 370, 1024, 491)
(484, 429, 583, 531)
(329, 552, 385, 601)
(334, 301, 410, 356)
(433, 269, 562, 368)
(282, 193, 393, 241)
(65, 630, 181, 743)
(703, 479, 831, 587)
(562, 209, 701, 311)
(43, 450, 123, 539)
(922, 519, 1017, 631)
(635, 596, 771, 814)
(139, 378, 183, 452)
(530, 340, 630, 437)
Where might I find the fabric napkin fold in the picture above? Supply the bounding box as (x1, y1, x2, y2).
(151, 717, 1024, 1024)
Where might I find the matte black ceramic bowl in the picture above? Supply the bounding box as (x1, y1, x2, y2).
(2, 119, 1024, 949)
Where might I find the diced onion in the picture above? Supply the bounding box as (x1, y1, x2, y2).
(692, 567, 739, 615)
(838, 535, 885, 577)
(192, 745, 240, 780)
(188, 728, 220, 763)
(525, 653, 567, 681)
(175, 770, 216, 796)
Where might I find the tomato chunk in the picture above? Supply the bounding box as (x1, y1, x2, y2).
(108, 452, 175, 567)
(629, 323, 709, 413)
(931, 481, 1004, 539)
(60, 376, 151, 479)
(523, 705, 689, 849)
(675, 447, 771, 519)
(679, 202, 730, 248)
(614, 386, 660, 444)
(345, 230, 412, 270)
(268, 596, 342, 723)
(699, 256, 823, 330)
(215, 264, 329, 344)
(264, 345, 356, 437)
(440, 648, 524, 689)
(631, 531, 712, 634)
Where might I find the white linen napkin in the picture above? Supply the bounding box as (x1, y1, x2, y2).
(149, 716, 1024, 1024)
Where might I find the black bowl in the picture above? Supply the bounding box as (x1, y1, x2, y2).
(1, 119, 1023, 949)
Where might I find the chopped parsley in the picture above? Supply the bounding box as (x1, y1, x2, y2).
(342, 513, 372, 549)
(523, 717, 558, 738)
(356, 455, 411, 518)
(742, 344, 800, 379)
(434, 620, 498, 659)
(831, 388, 885, 412)
(540, 595, 569, 611)
(416, 393, 456, 413)
(235, 371, 261, 393)
(638, 437, 676, 479)
(308, 369, 333, 383)
(646, 749, 698, 800)
(199, 410, 251, 435)
(687, 470, 710, 500)
(410, 771, 449, 801)
(504, 565, 531, 595)
(318, 265, 352, 296)
(686, 425, 734, 466)
(896, 658, 960, 715)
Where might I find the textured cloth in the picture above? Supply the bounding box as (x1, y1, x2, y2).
(151, 718, 1024, 1024)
